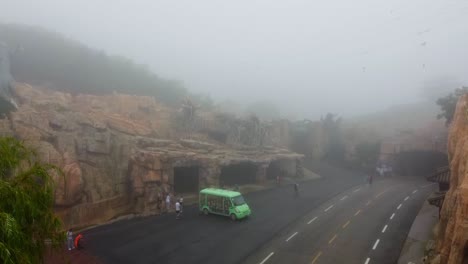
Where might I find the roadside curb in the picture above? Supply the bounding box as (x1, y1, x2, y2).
(397, 199, 439, 264)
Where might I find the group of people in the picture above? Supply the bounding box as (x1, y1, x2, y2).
(157, 192, 184, 219)
(66, 229, 83, 251)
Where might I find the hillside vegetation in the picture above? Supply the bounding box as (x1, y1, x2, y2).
(0, 23, 192, 106)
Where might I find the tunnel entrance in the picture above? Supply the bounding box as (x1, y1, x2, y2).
(173, 166, 199, 193)
(220, 163, 257, 186)
(394, 151, 448, 177)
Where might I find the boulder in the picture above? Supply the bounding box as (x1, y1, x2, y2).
(437, 94, 468, 264)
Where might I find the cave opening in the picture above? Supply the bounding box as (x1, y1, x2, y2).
(173, 166, 199, 194)
(220, 163, 257, 186)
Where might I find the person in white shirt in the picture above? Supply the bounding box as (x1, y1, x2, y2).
(66, 229, 74, 250)
(165, 194, 171, 213)
(175, 201, 181, 219)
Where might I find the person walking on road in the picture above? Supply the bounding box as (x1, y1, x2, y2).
(175, 200, 181, 219)
(367, 173, 373, 186)
(67, 229, 74, 250)
(165, 193, 171, 213)
(179, 196, 184, 213)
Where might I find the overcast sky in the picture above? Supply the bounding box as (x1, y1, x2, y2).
(2, 0, 468, 119)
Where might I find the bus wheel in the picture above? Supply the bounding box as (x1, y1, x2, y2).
(203, 208, 209, 215)
(230, 214, 237, 221)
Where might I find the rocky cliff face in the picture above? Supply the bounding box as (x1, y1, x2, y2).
(437, 94, 468, 264)
(0, 83, 303, 228)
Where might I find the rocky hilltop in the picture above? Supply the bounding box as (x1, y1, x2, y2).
(0, 83, 303, 228)
(437, 94, 468, 264)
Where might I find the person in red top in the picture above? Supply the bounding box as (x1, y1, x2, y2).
(74, 233, 83, 250)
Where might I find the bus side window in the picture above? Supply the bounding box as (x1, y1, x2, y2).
(223, 197, 230, 215)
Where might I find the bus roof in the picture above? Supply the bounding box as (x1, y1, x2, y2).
(200, 188, 242, 198)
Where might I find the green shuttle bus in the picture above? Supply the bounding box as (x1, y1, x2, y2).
(199, 188, 251, 220)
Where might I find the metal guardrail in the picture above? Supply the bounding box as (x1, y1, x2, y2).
(426, 166, 450, 218)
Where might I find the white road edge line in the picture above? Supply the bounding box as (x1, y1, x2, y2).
(390, 213, 395, 220)
(340, 195, 348, 201)
(397, 204, 402, 210)
(421, 183, 436, 188)
(404, 196, 409, 201)
(286, 232, 298, 242)
(308, 217, 318, 225)
(353, 188, 361, 193)
(364, 257, 370, 264)
(382, 225, 388, 233)
(372, 239, 380, 250)
(259, 252, 274, 264)
(324, 205, 334, 212)
(413, 190, 418, 194)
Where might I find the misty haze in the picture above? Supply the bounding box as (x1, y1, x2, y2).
(0, 0, 467, 264)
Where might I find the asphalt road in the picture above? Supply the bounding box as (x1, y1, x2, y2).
(84, 165, 432, 264)
(243, 177, 436, 264)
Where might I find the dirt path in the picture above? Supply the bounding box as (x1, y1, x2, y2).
(45, 246, 103, 264)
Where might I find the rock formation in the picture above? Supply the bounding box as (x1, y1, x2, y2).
(437, 94, 468, 264)
(0, 83, 303, 228)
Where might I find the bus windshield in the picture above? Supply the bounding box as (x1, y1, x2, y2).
(232, 196, 245, 206)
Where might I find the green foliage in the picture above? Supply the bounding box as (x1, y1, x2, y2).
(0, 23, 189, 106)
(0, 98, 16, 118)
(436, 86, 468, 125)
(0, 137, 64, 264)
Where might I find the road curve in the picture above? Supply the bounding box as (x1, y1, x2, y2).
(84, 165, 432, 264)
(243, 177, 435, 264)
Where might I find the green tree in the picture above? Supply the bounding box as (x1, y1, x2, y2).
(0, 23, 190, 106)
(0, 137, 64, 264)
(436, 86, 468, 125)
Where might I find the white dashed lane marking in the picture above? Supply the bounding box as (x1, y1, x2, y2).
(382, 225, 388, 233)
(413, 190, 418, 194)
(353, 188, 361, 193)
(259, 252, 274, 264)
(307, 217, 318, 225)
(404, 196, 409, 201)
(340, 195, 348, 201)
(397, 204, 402, 210)
(324, 205, 334, 212)
(372, 239, 380, 250)
(390, 213, 395, 220)
(285, 232, 298, 242)
(364, 257, 370, 264)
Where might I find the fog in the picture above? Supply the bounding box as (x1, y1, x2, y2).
(2, 0, 468, 119)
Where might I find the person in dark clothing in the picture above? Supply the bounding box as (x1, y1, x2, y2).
(294, 183, 299, 197)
